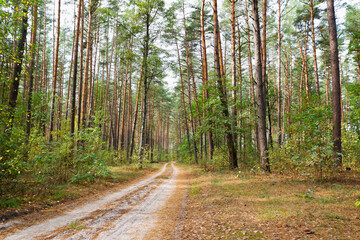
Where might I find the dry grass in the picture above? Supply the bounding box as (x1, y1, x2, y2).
(177, 167, 360, 239)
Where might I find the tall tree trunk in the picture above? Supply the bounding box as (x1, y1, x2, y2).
(183, 4, 198, 164)
(230, 0, 237, 151)
(26, 4, 38, 140)
(213, 0, 238, 169)
(252, 0, 270, 172)
(40, 0, 47, 135)
(77, 1, 85, 131)
(129, 65, 143, 159)
(126, 46, 133, 158)
(70, 0, 83, 135)
(175, 39, 192, 155)
(102, 30, 116, 141)
(310, 0, 320, 96)
(277, 0, 282, 146)
(236, 22, 244, 161)
(7, 2, 28, 135)
(88, 25, 100, 126)
(201, 0, 214, 161)
(120, 44, 132, 150)
(326, 0, 342, 166)
(139, 12, 151, 157)
(50, 0, 61, 141)
(82, 0, 97, 127)
(245, 0, 258, 150)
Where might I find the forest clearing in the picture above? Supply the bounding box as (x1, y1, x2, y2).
(1, 0, 360, 238)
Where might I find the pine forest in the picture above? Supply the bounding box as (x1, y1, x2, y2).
(1, 0, 360, 238)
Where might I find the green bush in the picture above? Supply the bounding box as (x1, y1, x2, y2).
(270, 100, 335, 176)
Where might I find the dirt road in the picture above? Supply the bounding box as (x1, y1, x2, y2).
(1, 162, 187, 240)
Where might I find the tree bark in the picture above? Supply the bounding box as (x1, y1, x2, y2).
(175, 38, 192, 155)
(230, 0, 237, 151)
(81, 0, 96, 127)
(183, 4, 198, 164)
(26, 4, 38, 139)
(201, 0, 214, 161)
(7, 2, 28, 134)
(252, 0, 270, 172)
(326, 0, 342, 166)
(277, 0, 282, 146)
(139, 12, 151, 157)
(213, 0, 238, 168)
(70, 0, 83, 135)
(310, 0, 320, 96)
(245, 0, 258, 150)
(50, 0, 61, 141)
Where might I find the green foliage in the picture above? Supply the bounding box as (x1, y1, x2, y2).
(0, 198, 21, 209)
(295, 189, 314, 199)
(342, 127, 360, 168)
(270, 99, 335, 176)
(67, 219, 86, 230)
(355, 199, 360, 208)
(345, 5, 360, 64)
(346, 83, 360, 134)
(0, 123, 114, 187)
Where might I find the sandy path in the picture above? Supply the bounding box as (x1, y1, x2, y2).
(3, 162, 183, 240)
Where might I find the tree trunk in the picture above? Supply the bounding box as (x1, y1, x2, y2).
(77, 1, 85, 131)
(50, 0, 61, 141)
(252, 0, 270, 172)
(326, 0, 342, 166)
(213, 0, 238, 169)
(139, 12, 151, 157)
(81, 0, 97, 127)
(245, 0, 258, 150)
(175, 38, 192, 155)
(310, 0, 320, 96)
(70, 0, 83, 135)
(236, 22, 244, 161)
(7, 3, 28, 134)
(26, 4, 38, 140)
(129, 64, 143, 159)
(183, 4, 198, 164)
(120, 43, 132, 150)
(201, 0, 214, 161)
(230, 0, 237, 152)
(277, 0, 282, 146)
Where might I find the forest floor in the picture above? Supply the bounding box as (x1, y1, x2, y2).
(176, 165, 360, 239)
(1, 163, 360, 239)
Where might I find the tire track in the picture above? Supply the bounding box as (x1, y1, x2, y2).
(4, 163, 173, 240)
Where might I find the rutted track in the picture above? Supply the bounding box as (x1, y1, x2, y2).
(3, 162, 179, 240)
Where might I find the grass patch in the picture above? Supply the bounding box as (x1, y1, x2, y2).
(0, 199, 21, 209)
(326, 213, 347, 220)
(156, 175, 170, 179)
(189, 186, 200, 196)
(211, 179, 223, 184)
(67, 219, 86, 230)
